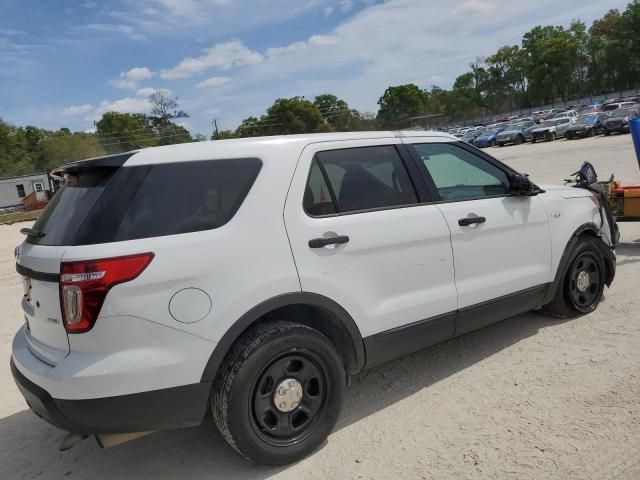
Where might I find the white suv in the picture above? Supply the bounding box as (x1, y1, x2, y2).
(11, 132, 617, 465)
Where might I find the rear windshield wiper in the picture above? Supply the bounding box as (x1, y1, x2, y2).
(20, 228, 45, 238)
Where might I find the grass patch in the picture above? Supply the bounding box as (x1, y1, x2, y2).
(0, 209, 42, 225)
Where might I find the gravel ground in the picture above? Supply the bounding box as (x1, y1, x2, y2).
(1, 134, 639, 480)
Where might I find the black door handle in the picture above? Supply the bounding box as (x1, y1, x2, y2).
(458, 216, 486, 227)
(308, 235, 350, 248)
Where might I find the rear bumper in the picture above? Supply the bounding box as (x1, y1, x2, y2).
(11, 357, 211, 434)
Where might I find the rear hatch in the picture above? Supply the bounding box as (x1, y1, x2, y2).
(17, 153, 139, 365)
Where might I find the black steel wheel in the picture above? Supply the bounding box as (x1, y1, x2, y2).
(250, 351, 327, 447)
(212, 321, 345, 465)
(567, 251, 604, 313)
(541, 237, 606, 318)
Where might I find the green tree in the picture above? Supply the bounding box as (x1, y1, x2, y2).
(313, 94, 353, 131)
(96, 112, 156, 154)
(262, 97, 326, 135)
(41, 132, 106, 171)
(377, 84, 425, 128)
(235, 116, 262, 137)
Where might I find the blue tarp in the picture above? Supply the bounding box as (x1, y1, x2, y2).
(630, 118, 640, 172)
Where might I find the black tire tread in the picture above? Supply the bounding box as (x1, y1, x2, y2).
(541, 236, 604, 319)
(211, 321, 335, 462)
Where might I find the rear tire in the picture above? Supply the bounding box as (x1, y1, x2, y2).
(515, 135, 523, 145)
(212, 321, 345, 465)
(541, 237, 606, 319)
(604, 130, 611, 136)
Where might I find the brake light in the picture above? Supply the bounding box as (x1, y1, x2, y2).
(60, 253, 154, 333)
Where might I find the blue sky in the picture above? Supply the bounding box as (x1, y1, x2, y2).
(0, 0, 631, 136)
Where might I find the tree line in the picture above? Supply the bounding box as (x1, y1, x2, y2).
(1, 1, 638, 177)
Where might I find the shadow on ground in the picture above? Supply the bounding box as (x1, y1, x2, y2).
(0, 311, 574, 480)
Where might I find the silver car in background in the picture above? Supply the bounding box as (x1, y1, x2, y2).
(496, 121, 537, 146)
(531, 118, 572, 142)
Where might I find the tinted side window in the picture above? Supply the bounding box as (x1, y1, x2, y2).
(303, 161, 336, 216)
(412, 143, 509, 201)
(306, 145, 417, 215)
(114, 158, 261, 241)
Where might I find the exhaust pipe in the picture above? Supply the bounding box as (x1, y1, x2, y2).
(95, 431, 152, 448)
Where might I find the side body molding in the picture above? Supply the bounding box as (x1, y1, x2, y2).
(200, 292, 366, 382)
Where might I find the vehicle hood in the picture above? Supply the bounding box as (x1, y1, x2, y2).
(497, 129, 520, 136)
(568, 122, 592, 129)
(474, 135, 493, 142)
(532, 126, 554, 133)
(539, 184, 594, 199)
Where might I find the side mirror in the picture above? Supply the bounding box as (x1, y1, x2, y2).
(509, 173, 537, 196)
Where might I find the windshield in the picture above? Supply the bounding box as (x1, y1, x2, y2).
(539, 121, 555, 128)
(481, 129, 498, 136)
(614, 108, 636, 117)
(505, 123, 523, 130)
(576, 114, 597, 124)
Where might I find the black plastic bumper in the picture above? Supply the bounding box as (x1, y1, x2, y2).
(10, 359, 211, 434)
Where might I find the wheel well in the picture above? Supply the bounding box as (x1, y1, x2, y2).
(200, 294, 365, 384)
(543, 223, 610, 305)
(253, 304, 359, 372)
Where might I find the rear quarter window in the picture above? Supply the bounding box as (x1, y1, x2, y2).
(28, 158, 261, 245)
(114, 158, 261, 241)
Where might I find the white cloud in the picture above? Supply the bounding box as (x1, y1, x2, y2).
(110, 67, 154, 89)
(174, 0, 630, 132)
(324, 6, 334, 16)
(114, 0, 327, 36)
(85, 97, 152, 122)
(339, 0, 353, 13)
(72, 23, 145, 40)
(160, 40, 262, 79)
(196, 76, 232, 89)
(309, 35, 338, 46)
(454, 0, 497, 16)
(62, 104, 94, 116)
(136, 87, 172, 97)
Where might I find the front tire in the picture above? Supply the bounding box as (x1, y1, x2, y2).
(541, 237, 606, 319)
(212, 321, 345, 465)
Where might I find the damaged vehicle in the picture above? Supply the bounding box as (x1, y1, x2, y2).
(531, 118, 572, 142)
(11, 132, 617, 465)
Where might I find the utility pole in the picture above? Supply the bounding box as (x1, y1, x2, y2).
(211, 119, 220, 140)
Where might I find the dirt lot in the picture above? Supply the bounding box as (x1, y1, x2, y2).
(1, 134, 639, 480)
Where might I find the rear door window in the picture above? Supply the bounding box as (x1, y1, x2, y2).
(304, 145, 417, 215)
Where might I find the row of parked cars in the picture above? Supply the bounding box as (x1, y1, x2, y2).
(446, 102, 640, 148)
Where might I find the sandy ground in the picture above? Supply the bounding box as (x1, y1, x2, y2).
(1, 134, 640, 480)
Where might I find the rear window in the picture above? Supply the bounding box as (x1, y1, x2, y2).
(28, 158, 261, 246)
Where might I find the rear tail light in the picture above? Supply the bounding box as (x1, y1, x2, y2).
(60, 253, 154, 333)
